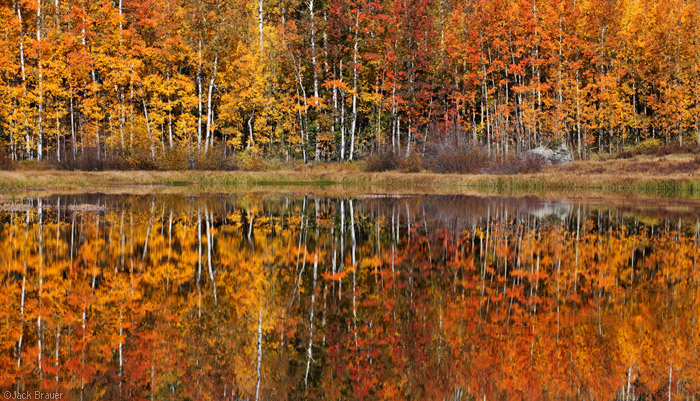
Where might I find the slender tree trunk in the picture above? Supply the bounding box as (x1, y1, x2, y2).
(56, 108, 60, 161)
(309, 0, 320, 162)
(349, 9, 359, 161)
(247, 114, 255, 150)
(197, 39, 203, 151)
(296, 87, 306, 162)
(576, 72, 582, 159)
(258, 0, 264, 53)
(294, 57, 310, 160)
(391, 71, 396, 153)
(340, 61, 345, 161)
(204, 55, 218, 153)
(70, 93, 76, 158)
(142, 97, 154, 160)
(17, 1, 31, 160)
(166, 71, 173, 148)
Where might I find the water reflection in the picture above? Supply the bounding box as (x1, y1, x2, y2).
(0, 194, 698, 400)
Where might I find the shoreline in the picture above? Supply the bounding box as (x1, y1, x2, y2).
(1, 154, 700, 198)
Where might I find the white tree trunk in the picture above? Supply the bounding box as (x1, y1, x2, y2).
(197, 39, 203, 150)
(56, 109, 60, 161)
(309, 0, 320, 161)
(349, 9, 359, 161)
(340, 61, 345, 161)
(258, 0, 264, 53)
(17, 2, 31, 159)
(204, 55, 218, 153)
(142, 98, 154, 160)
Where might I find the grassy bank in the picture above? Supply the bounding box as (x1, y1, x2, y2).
(2, 153, 700, 198)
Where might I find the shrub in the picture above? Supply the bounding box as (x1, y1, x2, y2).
(52, 146, 157, 170)
(365, 151, 401, 172)
(484, 153, 548, 174)
(155, 146, 189, 170)
(637, 138, 663, 152)
(0, 149, 15, 170)
(192, 145, 237, 170)
(401, 150, 424, 173)
(616, 150, 635, 159)
(53, 147, 111, 170)
(511, 153, 548, 173)
(423, 139, 488, 174)
(615, 140, 700, 159)
(653, 144, 700, 157)
(546, 139, 563, 149)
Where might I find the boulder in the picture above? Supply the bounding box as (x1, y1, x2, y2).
(525, 143, 573, 165)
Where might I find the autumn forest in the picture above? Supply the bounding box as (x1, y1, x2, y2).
(2, 0, 700, 399)
(1, 0, 700, 167)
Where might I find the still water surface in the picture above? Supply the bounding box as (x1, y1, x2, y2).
(0, 193, 699, 400)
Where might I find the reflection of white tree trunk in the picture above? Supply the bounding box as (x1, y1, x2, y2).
(55, 319, 61, 382)
(304, 252, 318, 389)
(668, 364, 672, 401)
(332, 227, 338, 300)
(247, 207, 254, 242)
(350, 200, 358, 349)
(17, 211, 29, 370)
(38, 199, 44, 380)
(197, 209, 202, 318)
(339, 200, 345, 292)
(255, 306, 263, 401)
(167, 211, 173, 291)
(205, 206, 217, 305)
(118, 310, 123, 396)
(80, 306, 86, 399)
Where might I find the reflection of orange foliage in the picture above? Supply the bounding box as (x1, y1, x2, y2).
(0, 196, 698, 400)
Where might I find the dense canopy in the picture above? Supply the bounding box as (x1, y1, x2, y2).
(0, 0, 699, 165)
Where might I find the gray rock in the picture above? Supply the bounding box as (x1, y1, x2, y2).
(525, 143, 573, 165)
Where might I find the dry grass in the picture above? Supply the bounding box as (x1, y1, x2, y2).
(2, 153, 700, 198)
(560, 154, 700, 180)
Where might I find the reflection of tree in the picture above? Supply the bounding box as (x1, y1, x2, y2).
(0, 195, 698, 400)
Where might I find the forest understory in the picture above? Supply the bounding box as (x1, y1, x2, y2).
(3, 146, 700, 199)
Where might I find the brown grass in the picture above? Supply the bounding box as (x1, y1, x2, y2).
(1, 153, 700, 198)
(561, 154, 700, 178)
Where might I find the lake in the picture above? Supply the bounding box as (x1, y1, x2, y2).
(0, 193, 698, 400)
